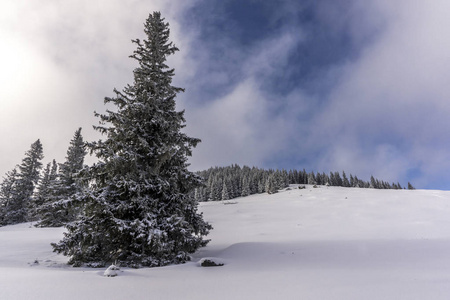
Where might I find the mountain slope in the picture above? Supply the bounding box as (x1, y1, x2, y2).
(2, 186, 450, 299)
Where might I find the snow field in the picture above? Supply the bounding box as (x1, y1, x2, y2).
(2, 186, 450, 299)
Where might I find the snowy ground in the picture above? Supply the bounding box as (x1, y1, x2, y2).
(3, 186, 450, 299)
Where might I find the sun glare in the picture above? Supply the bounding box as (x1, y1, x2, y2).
(0, 29, 45, 111)
(0, 33, 27, 96)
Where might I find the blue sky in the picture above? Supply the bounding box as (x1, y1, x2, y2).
(1, 0, 450, 189)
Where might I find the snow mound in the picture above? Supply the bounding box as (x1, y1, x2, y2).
(103, 265, 120, 277)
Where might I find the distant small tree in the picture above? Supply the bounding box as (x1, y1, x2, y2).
(342, 171, 350, 187)
(209, 176, 221, 201)
(307, 172, 317, 185)
(258, 178, 266, 194)
(221, 181, 230, 200)
(407, 182, 415, 190)
(265, 174, 278, 194)
(370, 176, 376, 188)
(241, 177, 250, 197)
(333, 172, 343, 187)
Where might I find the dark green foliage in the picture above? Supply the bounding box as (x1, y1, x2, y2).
(33, 160, 59, 223)
(0, 140, 44, 225)
(0, 168, 19, 225)
(35, 128, 87, 227)
(58, 128, 86, 192)
(195, 165, 289, 201)
(307, 172, 317, 185)
(241, 177, 250, 197)
(221, 181, 230, 200)
(52, 12, 211, 267)
(200, 259, 224, 267)
(265, 173, 279, 194)
(195, 165, 411, 202)
(342, 171, 350, 187)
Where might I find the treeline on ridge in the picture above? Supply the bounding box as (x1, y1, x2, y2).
(194, 165, 414, 202)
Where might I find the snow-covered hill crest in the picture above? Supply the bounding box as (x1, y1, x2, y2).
(2, 185, 450, 299)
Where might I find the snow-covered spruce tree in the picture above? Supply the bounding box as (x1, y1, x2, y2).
(221, 181, 230, 201)
(58, 128, 86, 194)
(52, 12, 211, 267)
(307, 172, 316, 185)
(58, 127, 87, 223)
(265, 173, 278, 194)
(2, 140, 44, 224)
(0, 168, 19, 225)
(36, 128, 87, 227)
(342, 171, 350, 187)
(33, 160, 59, 222)
(241, 176, 250, 197)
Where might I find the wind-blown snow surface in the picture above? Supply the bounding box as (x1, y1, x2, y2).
(3, 186, 450, 299)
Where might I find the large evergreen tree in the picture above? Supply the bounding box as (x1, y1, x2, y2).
(52, 12, 211, 267)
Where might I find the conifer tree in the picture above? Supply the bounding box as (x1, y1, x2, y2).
(349, 174, 355, 187)
(241, 176, 250, 197)
(0, 168, 18, 225)
(265, 173, 278, 194)
(258, 178, 266, 194)
(307, 172, 316, 185)
(342, 171, 350, 187)
(36, 161, 56, 200)
(33, 160, 59, 222)
(194, 187, 204, 202)
(221, 181, 230, 201)
(3, 140, 44, 224)
(36, 129, 87, 227)
(59, 128, 86, 192)
(52, 12, 211, 267)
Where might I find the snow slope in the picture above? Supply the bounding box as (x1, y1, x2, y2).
(2, 186, 450, 299)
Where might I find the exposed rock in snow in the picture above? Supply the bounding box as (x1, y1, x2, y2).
(198, 257, 225, 267)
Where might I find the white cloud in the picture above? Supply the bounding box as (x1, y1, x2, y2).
(310, 0, 450, 187)
(180, 23, 307, 170)
(0, 0, 196, 176)
(186, 79, 286, 170)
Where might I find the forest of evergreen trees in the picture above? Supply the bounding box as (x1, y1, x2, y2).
(0, 128, 86, 227)
(194, 165, 414, 202)
(0, 154, 416, 227)
(0, 155, 416, 226)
